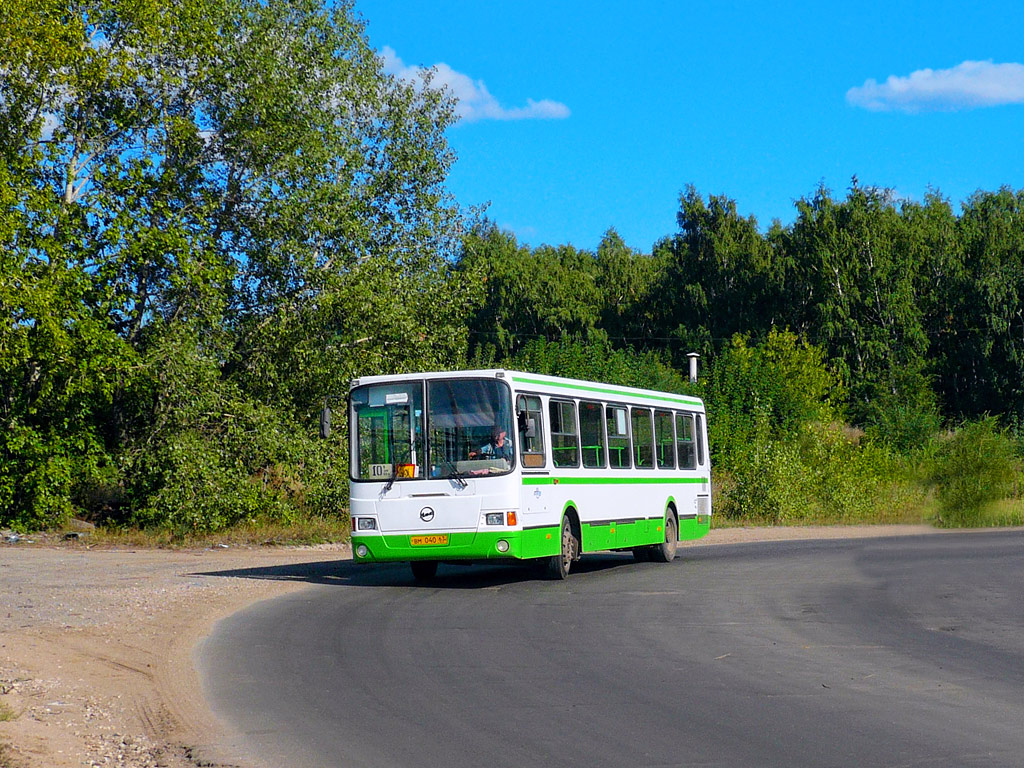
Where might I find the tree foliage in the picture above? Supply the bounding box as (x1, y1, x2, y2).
(1, 0, 470, 530)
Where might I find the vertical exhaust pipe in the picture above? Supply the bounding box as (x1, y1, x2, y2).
(688, 352, 699, 384)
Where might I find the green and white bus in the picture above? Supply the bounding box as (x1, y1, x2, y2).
(346, 369, 711, 580)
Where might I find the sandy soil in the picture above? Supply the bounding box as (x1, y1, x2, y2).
(0, 525, 944, 768)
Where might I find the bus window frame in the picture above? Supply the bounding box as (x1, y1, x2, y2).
(605, 402, 632, 470)
(579, 399, 606, 469)
(696, 413, 706, 467)
(631, 406, 655, 470)
(549, 397, 581, 469)
(517, 392, 547, 469)
(675, 411, 697, 470)
(654, 409, 676, 470)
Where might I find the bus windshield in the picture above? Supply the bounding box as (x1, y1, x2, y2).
(428, 379, 514, 478)
(351, 382, 425, 481)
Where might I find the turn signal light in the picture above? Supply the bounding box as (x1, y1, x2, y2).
(506, 511, 518, 526)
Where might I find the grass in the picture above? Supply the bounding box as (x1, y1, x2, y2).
(935, 497, 1024, 528)
(55, 514, 351, 549)
(0, 702, 15, 722)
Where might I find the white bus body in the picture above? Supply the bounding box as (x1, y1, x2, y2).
(348, 370, 710, 578)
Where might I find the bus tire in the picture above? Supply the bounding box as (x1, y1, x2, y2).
(650, 512, 678, 563)
(547, 514, 578, 580)
(410, 560, 438, 582)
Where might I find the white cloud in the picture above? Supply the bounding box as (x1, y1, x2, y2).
(847, 60, 1024, 112)
(40, 113, 59, 140)
(381, 46, 570, 123)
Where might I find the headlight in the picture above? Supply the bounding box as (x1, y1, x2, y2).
(485, 512, 504, 526)
(496, 540, 509, 553)
(356, 517, 377, 531)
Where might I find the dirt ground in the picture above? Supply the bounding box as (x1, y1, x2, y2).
(0, 525, 944, 768)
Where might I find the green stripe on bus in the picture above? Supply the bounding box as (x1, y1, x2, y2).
(510, 376, 702, 406)
(522, 476, 707, 486)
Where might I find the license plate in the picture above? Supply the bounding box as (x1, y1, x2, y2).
(410, 534, 449, 546)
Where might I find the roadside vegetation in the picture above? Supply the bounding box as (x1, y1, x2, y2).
(3, 2, 1024, 538)
(66, 515, 354, 549)
(0, 742, 26, 768)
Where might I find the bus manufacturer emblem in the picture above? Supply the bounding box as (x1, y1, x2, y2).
(419, 507, 435, 522)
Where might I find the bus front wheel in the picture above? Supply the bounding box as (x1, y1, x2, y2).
(410, 560, 438, 582)
(547, 514, 578, 580)
(649, 513, 678, 563)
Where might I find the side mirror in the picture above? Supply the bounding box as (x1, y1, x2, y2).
(525, 417, 537, 439)
(319, 406, 332, 439)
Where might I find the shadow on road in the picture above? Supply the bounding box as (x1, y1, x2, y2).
(193, 551, 664, 589)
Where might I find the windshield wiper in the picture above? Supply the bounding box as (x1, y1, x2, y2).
(439, 454, 468, 489)
(382, 463, 399, 494)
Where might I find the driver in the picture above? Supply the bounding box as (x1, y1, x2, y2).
(472, 426, 512, 463)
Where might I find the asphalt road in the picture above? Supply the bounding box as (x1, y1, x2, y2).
(197, 531, 1024, 768)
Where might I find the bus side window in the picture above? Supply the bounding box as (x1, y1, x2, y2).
(517, 395, 546, 468)
(579, 400, 606, 468)
(549, 399, 580, 468)
(676, 413, 696, 469)
(696, 413, 706, 466)
(631, 407, 654, 469)
(655, 410, 675, 469)
(606, 405, 630, 469)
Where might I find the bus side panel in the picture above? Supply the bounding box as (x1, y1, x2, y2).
(679, 515, 710, 541)
(614, 517, 644, 548)
(680, 491, 712, 540)
(521, 526, 560, 559)
(519, 481, 559, 559)
(582, 521, 615, 551)
(569, 480, 709, 551)
(623, 515, 665, 548)
(573, 482, 660, 552)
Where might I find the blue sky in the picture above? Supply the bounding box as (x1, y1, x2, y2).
(355, 0, 1024, 253)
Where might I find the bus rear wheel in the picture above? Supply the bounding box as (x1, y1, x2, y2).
(547, 514, 578, 580)
(649, 513, 678, 563)
(410, 560, 438, 582)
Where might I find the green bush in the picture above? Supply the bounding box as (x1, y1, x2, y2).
(717, 416, 922, 525)
(0, 423, 113, 531)
(929, 418, 1023, 527)
(110, 328, 347, 533)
